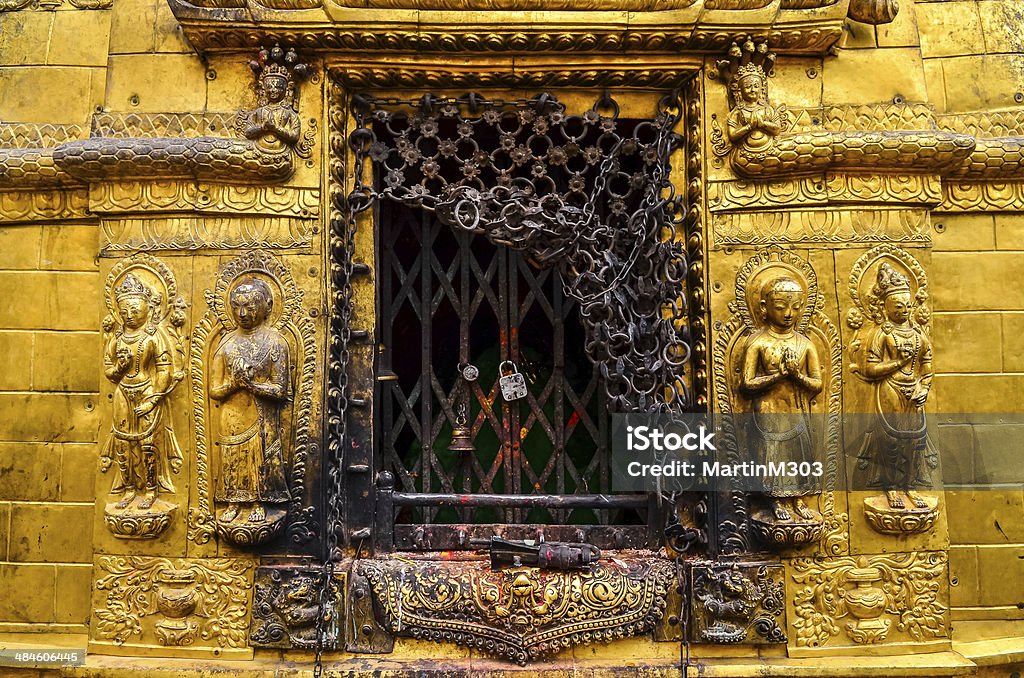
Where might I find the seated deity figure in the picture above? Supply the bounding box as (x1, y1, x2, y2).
(741, 276, 823, 522)
(210, 277, 291, 525)
(855, 263, 936, 510)
(102, 274, 183, 510)
(726, 63, 784, 155)
(244, 58, 301, 153)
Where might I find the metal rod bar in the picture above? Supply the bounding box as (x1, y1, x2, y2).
(391, 492, 649, 509)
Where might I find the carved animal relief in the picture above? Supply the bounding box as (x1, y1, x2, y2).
(691, 562, 786, 644)
(189, 251, 317, 547)
(101, 255, 187, 540)
(713, 246, 845, 552)
(250, 566, 341, 649)
(846, 245, 940, 535)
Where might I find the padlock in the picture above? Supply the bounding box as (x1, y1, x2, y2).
(498, 360, 528, 401)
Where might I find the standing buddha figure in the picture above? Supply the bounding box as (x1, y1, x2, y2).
(210, 277, 291, 528)
(741, 276, 823, 523)
(856, 263, 937, 510)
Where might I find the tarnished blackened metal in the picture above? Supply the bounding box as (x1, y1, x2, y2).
(250, 566, 341, 649)
(689, 561, 787, 645)
(360, 554, 673, 664)
(351, 91, 692, 414)
(345, 565, 395, 654)
(472, 536, 601, 571)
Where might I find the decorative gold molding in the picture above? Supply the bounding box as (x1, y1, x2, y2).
(101, 216, 314, 251)
(708, 177, 827, 211)
(711, 209, 931, 247)
(90, 182, 320, 217)
(825, 174, 942, 206)
(0, 0, 111, 8)
(361, 557, 673, 664)
(0, 123, 87, 148)
(332, 0, 698, 9)
(0, 188, 89, 223)
(92, 113, 239, 140)
(329, 65, 697, 91)
(790, 552, 948, 649)
(941, 181, 1024, 212)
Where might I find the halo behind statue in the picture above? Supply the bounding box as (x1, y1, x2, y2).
(104, 254, 181, 331)
(206, 250, 303, 331)
(847, 244, 929, 327)
(733, 245, 819, 333)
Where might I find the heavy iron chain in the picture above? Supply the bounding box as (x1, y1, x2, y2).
(314, 90, 696, 674)
(349, 90, 692, 413)
(315, 90, 364, 678)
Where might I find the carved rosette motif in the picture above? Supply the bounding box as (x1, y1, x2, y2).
(791, 552, 948, 647)
(250, 566, 341, 648)
(713, 246, 846, 554)
(93, 557, 252, 651)
(361, 557, 673, 664)
(691, 562, 787, 644)
(100, 255, 188, 540)
(189, 251, 318, 547)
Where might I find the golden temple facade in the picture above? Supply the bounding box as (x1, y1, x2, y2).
(0, 0, 1022, 675)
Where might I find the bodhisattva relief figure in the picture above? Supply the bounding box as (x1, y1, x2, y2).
(102, 271, 184, 539)
(741, 277, 823, 524)
(241, 45, 311, 157)
(713, 38, 787, 161)
(726, 63, 783, 155)
(210, 277, 291, 529)
(849, 259, 939, 533)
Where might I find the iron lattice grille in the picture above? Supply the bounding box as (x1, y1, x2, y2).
(348, 91, 691, 545)
(350, 92, 691, 414)
(379, 200, 611, 526)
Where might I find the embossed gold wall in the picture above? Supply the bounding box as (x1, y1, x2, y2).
(0, 0, 1023, 671)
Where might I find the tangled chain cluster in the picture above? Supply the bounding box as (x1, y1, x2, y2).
(349, 92, 691, 412)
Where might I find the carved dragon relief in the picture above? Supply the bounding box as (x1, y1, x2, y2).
(360, 556, 673, 664)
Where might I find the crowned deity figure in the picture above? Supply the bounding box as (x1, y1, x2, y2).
(102, 274, 183, 513)
(242, 45, 309, 155)
(210, 277, 291, 527)
(741, 276, 823, 524)
(713, 39, 786, 161)
(726, 62, 784, 155)
(854, 263, 937, 511)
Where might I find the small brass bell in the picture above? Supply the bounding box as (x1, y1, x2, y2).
(448, 402, 475, 453)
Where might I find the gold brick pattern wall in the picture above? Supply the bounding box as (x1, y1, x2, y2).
(0, 221, 100, 632)
(0, 0, 1023, 651)
(917, 0, 1024, 620)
